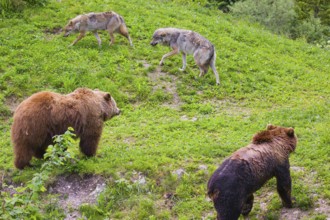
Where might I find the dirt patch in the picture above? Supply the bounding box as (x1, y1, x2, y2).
(279, 198, 330, 219)
(255, 167, 330, 219)
(279, 207, 309, 220)
(180, 115, 198, 121)
(148, 65, 183, 109)
(139, 60, 151, 69)
(205, 98, 252, 116)
(130, 171, 147, 185)
(43, 27, 63, 41)
(123, 136, 136, 144)
(48, 173, 106, 220)
(315, 199, 330, 218)
(43, 27, 62, 35)
(0, 172, 21, 196)
(155, 192, 177, 213)
(4, 95, 20, 114)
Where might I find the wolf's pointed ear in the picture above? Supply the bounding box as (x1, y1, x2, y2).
(104, 93, 111, 101)
(160, 32, 166, 37)
(286, 128, 295, 137)
(69, 21, 73, 26)
(266, 124, 277, 130)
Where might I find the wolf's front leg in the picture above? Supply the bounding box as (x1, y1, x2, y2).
(159, 48, 179, 66)
(93, 31, 102, 46)
(70, 32, 86, 46)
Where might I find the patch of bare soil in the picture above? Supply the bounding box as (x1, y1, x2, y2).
(139, 60, 151, 69)
(154, 191, 177, 215)
(0, 172, 21, 196)
(43, 27, 63, 41)
(43, 27, 62, 35)
(146, 61, 183, 109)
(48, 173, 106, 220)
(279, 198, 330, 220)
(205, 98, 252, 116)
(4, 95, 20, 114)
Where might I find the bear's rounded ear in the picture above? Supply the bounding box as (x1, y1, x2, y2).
(104, 93, 111, 101)
(266, 124, 277, 130)
(286, 128, 295, 137)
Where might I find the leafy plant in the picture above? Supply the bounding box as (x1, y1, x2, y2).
(0, 128, 76, 219)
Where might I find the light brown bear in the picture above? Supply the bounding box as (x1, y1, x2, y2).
(11, 88, 121, 169)
(207, 125, 297, 220)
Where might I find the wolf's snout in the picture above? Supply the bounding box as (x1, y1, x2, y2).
(116, 108, 121, 115)
(150, 41, 157, 46)
(63, 30, 71, 37)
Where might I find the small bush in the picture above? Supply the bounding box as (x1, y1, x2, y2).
(0, 128, 76, 219)
(230, 0, 329, 44)
(0, 0, 48, 14)
(230, 0, 296, 36)
(292, 16, 328, 43)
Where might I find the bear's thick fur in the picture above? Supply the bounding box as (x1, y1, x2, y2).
(11, 88, 121, 169)
(207, 125, 297, 220)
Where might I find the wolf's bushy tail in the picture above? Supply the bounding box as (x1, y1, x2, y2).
(118, 16, 133, 46)
(209, 45, 220, 85)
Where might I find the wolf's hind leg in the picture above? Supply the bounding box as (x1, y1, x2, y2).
(119, 24, 133, 46)
(179, 53, 187, 71)
(198, 64, 209, 77)
(108, 32, 115, 46)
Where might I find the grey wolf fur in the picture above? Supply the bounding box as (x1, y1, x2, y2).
(63, 11, 133, 47)
(150, 28, 220, 85)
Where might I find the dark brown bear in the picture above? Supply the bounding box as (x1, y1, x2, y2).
(11, 88, 121, 169)
(207, 125, 297, 220)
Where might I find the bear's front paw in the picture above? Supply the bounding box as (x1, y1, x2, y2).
(283, 197, 296, 208)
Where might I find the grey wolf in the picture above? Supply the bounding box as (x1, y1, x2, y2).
(63, 11, 133, 47)
(150, 28, 220, 85)
(207, 125, 297, 219)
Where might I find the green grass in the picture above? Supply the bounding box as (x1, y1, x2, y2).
(0, 0, 330, 219)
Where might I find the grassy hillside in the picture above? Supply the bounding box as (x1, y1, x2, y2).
(0, 0, 329, 219)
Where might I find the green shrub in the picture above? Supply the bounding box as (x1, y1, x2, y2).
(0, 0, 48, 14)
(230, 0, 329, 44)
(293, 16, 328, 43)
(206, 0, 242, 12)
(0, 128, 76, 219)
(230, 0, 296, 36)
